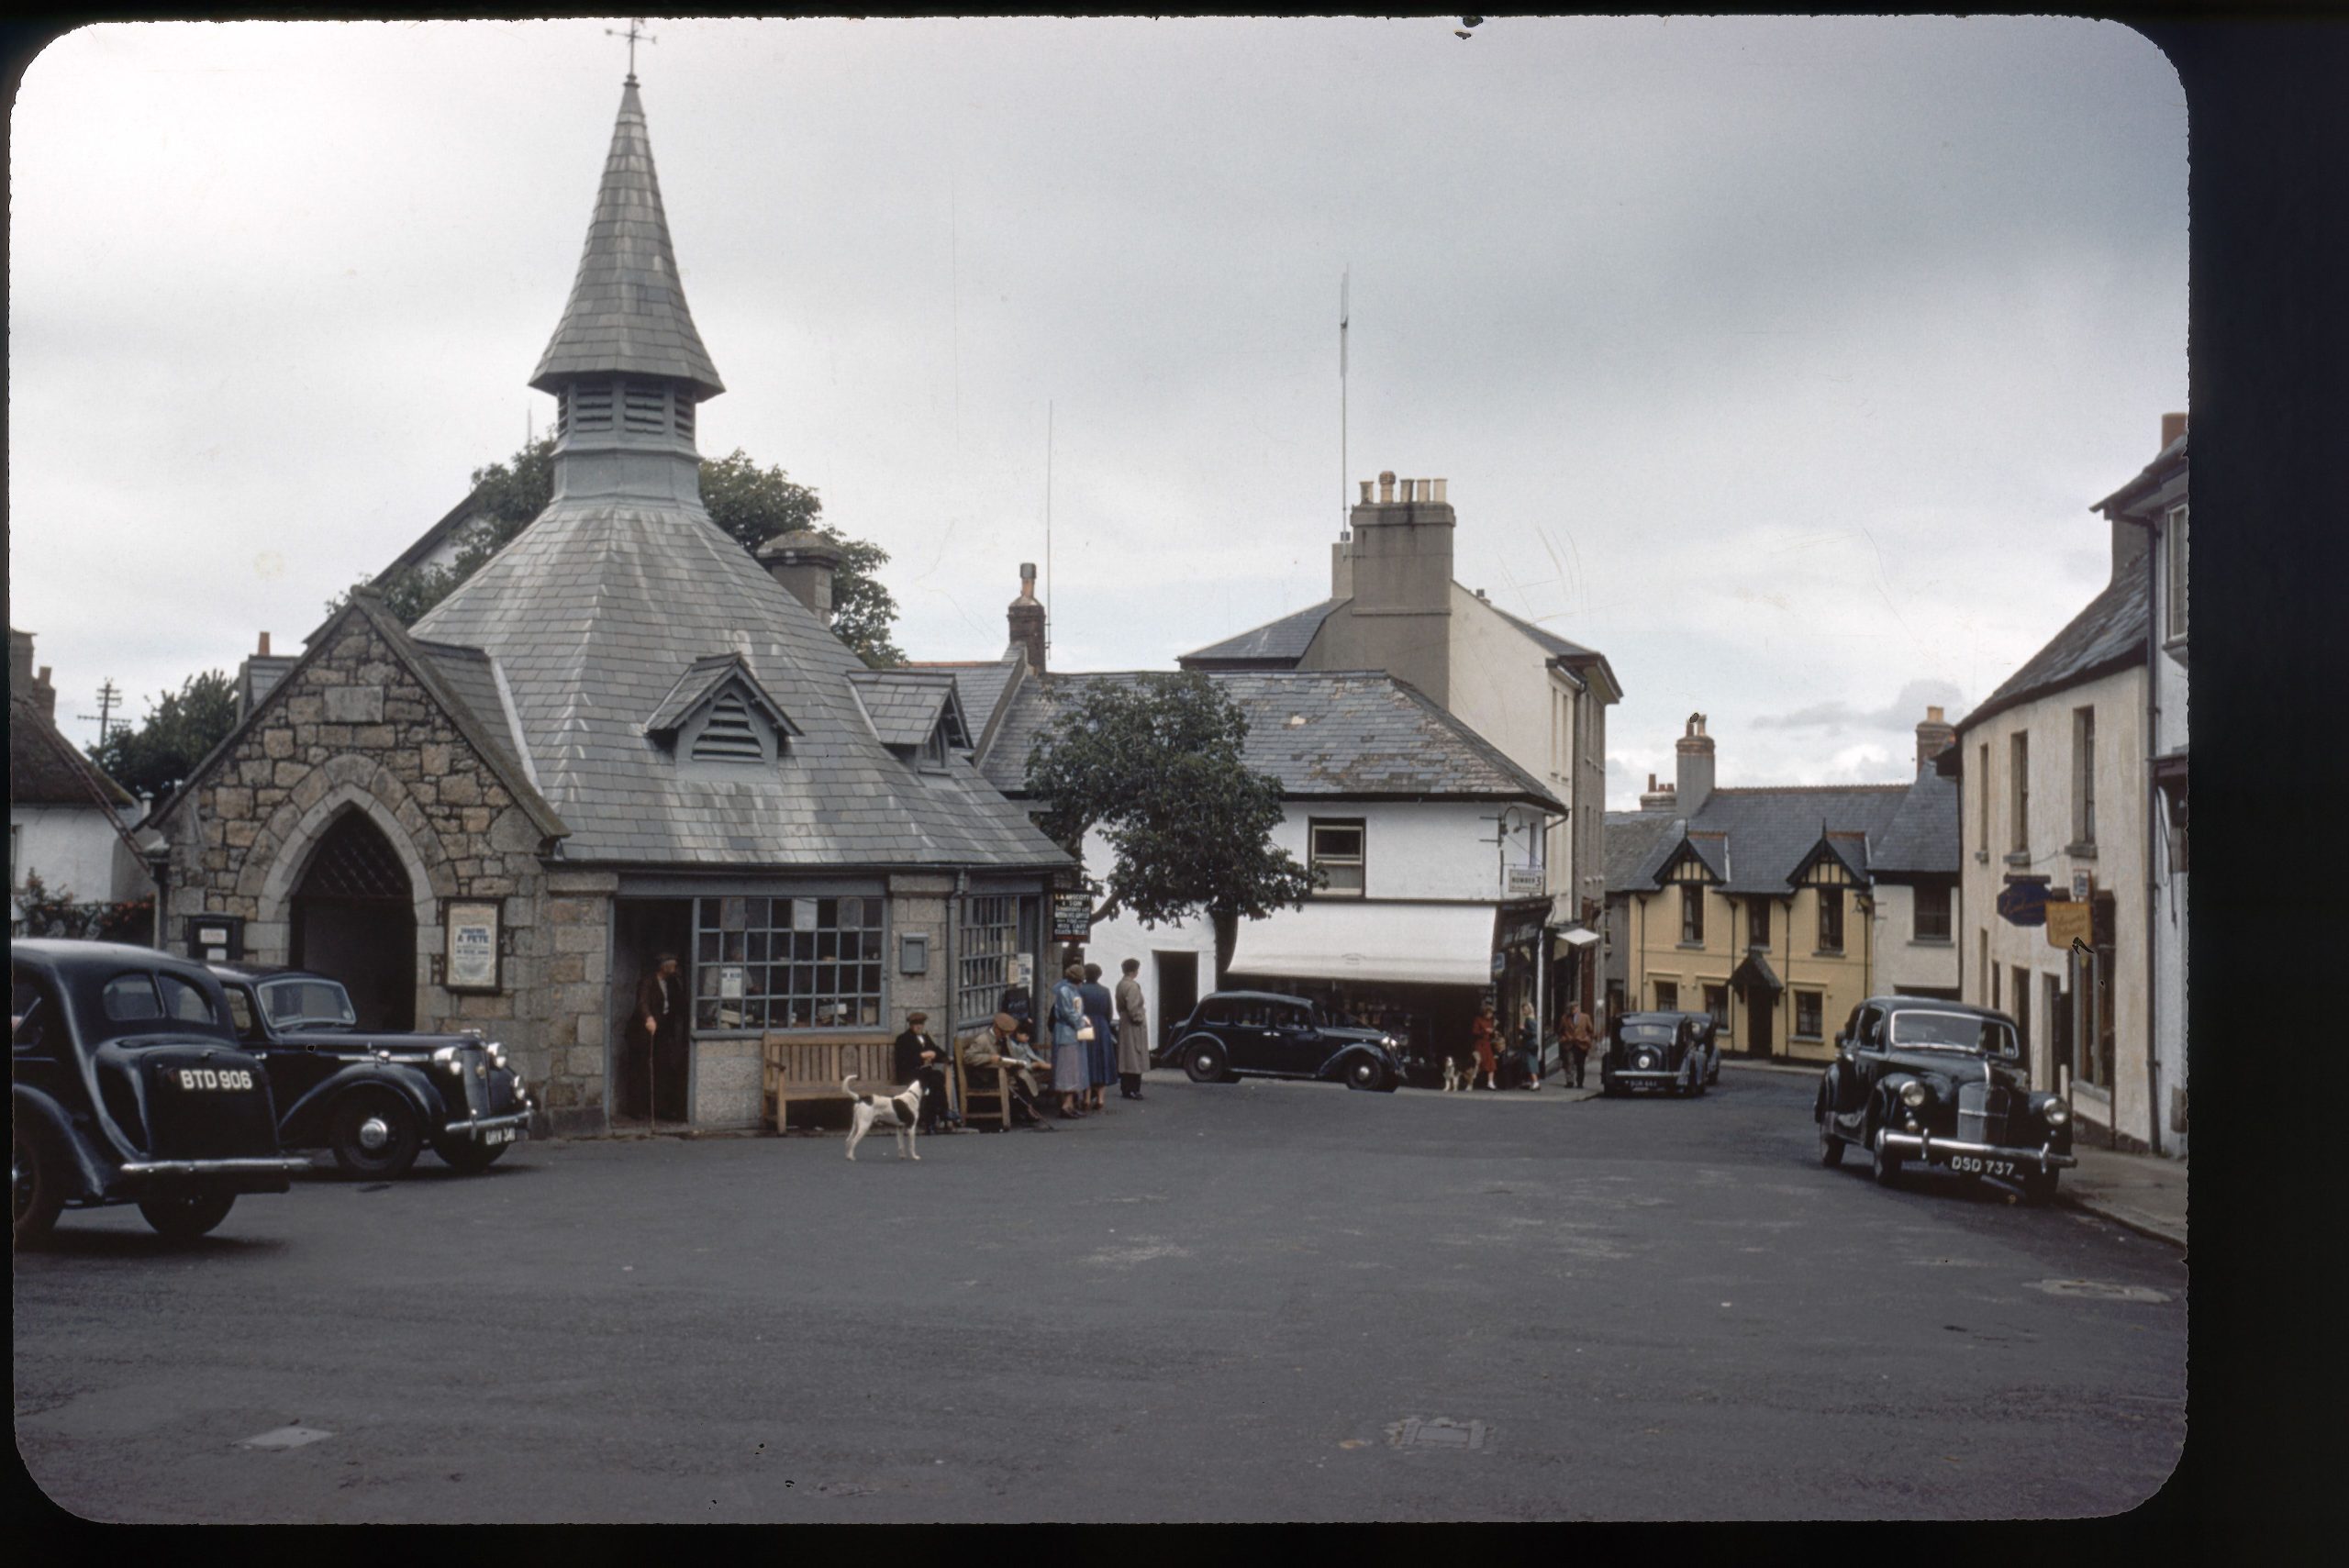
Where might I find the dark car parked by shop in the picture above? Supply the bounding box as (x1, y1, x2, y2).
(1156, 990, 1405, 1092)
(1815, 995, 2075, 1201)
(209, 964, 529, 1179)
(12, 939, 307, 1245)
(1600, 1010, 1709, 1097)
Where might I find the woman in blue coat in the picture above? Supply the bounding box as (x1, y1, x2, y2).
(1049, 962, 1090, 1119)
(1079, 962, 1119, 1113)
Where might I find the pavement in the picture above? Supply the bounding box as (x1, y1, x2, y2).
(1719, 1059, 2188, 1252)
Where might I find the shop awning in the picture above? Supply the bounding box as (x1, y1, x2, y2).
(1228, 902, 1497, 988)
(1555, 926, 1602, 950)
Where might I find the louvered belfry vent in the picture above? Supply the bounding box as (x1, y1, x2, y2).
(296, 810, 411, 901)
(624, 381, 666, 434)
(692, 693, 766, 762)
(571, 383, 614, 430)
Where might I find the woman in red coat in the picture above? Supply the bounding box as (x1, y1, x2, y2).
(1470, 1000, 1498, 1091)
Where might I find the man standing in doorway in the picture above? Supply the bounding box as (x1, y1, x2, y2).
(1561, 1002, 1595, 1089)
(632, 952, 689, 1123)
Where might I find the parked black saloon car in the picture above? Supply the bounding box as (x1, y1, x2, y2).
(1601, 1010, 1709, 1096)
(208, 965, 530, 1179)
(1155, 990, 1405, 1091)
(12, 939, 307, 1245)
(1815, 995, 2076, 1200)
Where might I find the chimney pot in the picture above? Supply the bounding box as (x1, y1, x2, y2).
(257, 631, 272, 658)
(1358, 479, 1373, 505)
(1378, 471, 1395, 503)
(1432, 477, 1448, 504)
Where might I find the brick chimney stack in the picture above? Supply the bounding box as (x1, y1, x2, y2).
(1008, 562, 1047, 673)
(757, 529, 843, 619)
(8, 628, 59, 717)
(1318, 467, 1456, 707)
(2161, 411, 2188, 450)
(1674, 713, 1715, 816)
(1914, 705, 1957, 773)
(1639, 772, 1679, 812)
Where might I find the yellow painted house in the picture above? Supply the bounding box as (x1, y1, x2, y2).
(1603, 713, 1960, 1063)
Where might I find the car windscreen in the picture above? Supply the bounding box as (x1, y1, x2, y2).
(1619, 1022, 1678, 1044)
(1887, 1009, 2016, 1057)
(259, 977, 358, 1029)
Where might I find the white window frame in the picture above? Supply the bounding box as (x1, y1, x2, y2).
(1308, 818, 1366, 898)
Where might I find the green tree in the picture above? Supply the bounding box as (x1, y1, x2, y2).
(1025, 673, 1317, 984)
(85, 670, 239, 802)
(335, 439, 903, 666)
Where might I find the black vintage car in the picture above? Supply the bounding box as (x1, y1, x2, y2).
(1815, 995, 2076, 1201)
(1601, 1010, 1709, 1096)
(1156, 990, 1405, 1092)
(210, 964, 530, 1179)
(12, 939, 307, 1244)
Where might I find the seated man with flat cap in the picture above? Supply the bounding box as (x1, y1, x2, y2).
(962, 1011, 1053, 1129)
(892, 1010, 955, 1134)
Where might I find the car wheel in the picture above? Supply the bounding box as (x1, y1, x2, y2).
(138, 1190, 236, 1241)
(328, 1087, 421, 1179)
(1183, 1041, 1230, 1084)
(1870, 1127, 1902, 1187)
(2020, 1170, 2059, 1206)
(12, 1123, 66, 1248)
(435, 1139, 508, 1174)
(1344, 1057, 1384, 1092)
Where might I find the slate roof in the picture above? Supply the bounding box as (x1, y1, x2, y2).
(1486, 603, 1598, 662)
(2091, 430, 2188, 517)
(529, 79, 724, 399)
(1179, 599, 1344, 667)
(1603, 810, 1680, 894)
(412, 639, 548, 793)
(980, 668, 1564, 811)
(1872, 766, 1959, 876)
(9, 691, 136, 810)
(1957, 569, 2149, 734)
(1622, 785, 1915, 896)
(848, 670, 967, 750)
(408, 498, 1068, 871)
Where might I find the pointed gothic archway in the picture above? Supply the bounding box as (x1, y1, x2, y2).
(290, 808, 417, 1029)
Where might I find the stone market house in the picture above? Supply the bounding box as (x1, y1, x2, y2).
(1175, 472, 1621, 1010)
(1604, 711, 1959, 1063)
(147, 74, 1070, 1135)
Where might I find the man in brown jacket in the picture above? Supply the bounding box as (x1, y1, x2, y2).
(629, 952, 689, 1120)
(1561, 1003, 1595, 1088)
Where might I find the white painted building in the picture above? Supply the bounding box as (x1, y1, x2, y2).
(9, 628, 150, 929)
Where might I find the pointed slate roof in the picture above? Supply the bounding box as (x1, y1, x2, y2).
(1956, 569, 2147, 734)
(1624, 786, 1912, 896)
(529, 79, 724, 398)
(1872, 766, 1959, 876)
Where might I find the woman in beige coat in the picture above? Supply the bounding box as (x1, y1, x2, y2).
(1113, 957, 1152, 1100)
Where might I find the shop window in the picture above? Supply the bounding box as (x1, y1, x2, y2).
(1914, 884, 1952, 942)
(1794, 991, 1823, 1040)
(1309, 819, 1365, 896)
(1680, 885, 1705, 945)
(1817, 888, 1843, 953)
(957, 894, 1033, 1031)
(1653, 980, 1678, 1012)
(695, 895, 885, 1032)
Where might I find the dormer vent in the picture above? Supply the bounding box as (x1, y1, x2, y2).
(691, 692, 765, 762)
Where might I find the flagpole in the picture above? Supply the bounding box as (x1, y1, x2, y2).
(1340, 268, 1351, 536)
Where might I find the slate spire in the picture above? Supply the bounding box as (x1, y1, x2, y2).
(530, 77, 723, 399)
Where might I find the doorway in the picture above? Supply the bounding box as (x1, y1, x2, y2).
(1154, 951, 1198, 1056)
(611, 899, 694, 1128)
(1741, 985, 1776, 1058)
(289, 809, 416, 1029)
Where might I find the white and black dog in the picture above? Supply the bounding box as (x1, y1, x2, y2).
(842, 1073, 925, 1162)
(1441, 1057, 1464, 1093)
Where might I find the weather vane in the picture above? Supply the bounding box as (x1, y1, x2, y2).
(608, 17, 656, 81)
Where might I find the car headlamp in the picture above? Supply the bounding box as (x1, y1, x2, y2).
(1899, 1079, 1930, 1108)
(2044, 1100, 2070, 1127)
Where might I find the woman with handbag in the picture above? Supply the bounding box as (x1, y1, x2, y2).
(1050, 962, 1091, 1119)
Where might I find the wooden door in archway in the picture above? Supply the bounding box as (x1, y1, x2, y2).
(289, 809, 417, 1030)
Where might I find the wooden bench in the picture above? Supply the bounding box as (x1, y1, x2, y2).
(761, 1030, 896, 1130)
(953, 1033, 1052, 1131)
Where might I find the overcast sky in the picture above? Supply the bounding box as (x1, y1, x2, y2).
(8, 17, 2187, 807)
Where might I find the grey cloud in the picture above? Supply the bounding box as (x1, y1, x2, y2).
(1753, 679, 1967, 732)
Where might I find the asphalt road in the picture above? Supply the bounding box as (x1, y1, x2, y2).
(13, 1065, 2186, 1523)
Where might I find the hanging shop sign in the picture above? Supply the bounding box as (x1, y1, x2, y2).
(2043, 900, 2092, 951)
(1995, 878, 2051, 928)
(1052, 894, 1093, 942)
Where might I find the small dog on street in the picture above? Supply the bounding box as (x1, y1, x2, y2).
(842, 1073, 924, 1162)
(1441, 1057, 1464, 1093)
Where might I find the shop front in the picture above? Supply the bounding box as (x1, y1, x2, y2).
(1223, 899, 1531, 1084)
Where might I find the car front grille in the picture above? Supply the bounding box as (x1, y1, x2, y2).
(1957, 1081, 2015, 1148)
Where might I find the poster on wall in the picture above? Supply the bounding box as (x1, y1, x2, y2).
(445, 901, 501, 992)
